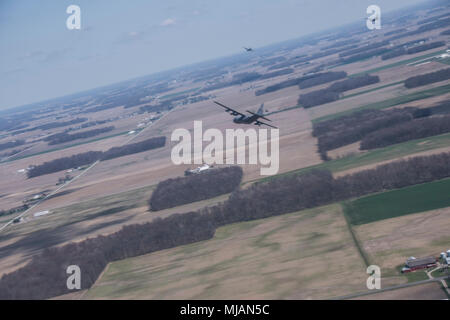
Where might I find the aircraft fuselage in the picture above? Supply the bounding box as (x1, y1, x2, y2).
(233, 114, 259, 124)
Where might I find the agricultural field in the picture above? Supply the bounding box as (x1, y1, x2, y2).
(352, 282, 448, 300)
(0, 182, 231, 277)
(84, 204, 368, 300)
(258, 132, 450, 183)
(353, 206, 450, 279)
(343, 178, 450, 225)
(1, 0, 450, 301)
(311, 82, 450, 123)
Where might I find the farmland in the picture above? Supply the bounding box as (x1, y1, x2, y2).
(343, 177, 450, 225)
(354, 206, 450, 277)
(85, 204, 368, 300)
(0, 1, 449, 300)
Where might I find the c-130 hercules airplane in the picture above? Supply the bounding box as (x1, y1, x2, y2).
(213, 101, 278, 128)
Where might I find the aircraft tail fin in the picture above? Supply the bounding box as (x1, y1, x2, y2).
(257, 103, 264, 115)
(246, 104, 271, 122)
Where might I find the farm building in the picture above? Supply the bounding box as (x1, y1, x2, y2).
(401, 256, 437, 273)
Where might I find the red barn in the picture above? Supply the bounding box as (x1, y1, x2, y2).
(401, 256, 437, 273)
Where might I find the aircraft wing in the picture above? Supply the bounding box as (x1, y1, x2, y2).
(255, 120, 278, 129)
(214, 101, 246, 117)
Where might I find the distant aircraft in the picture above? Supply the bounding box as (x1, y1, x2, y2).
(243, 47, 253, 52)
(213, 101, 277, 128)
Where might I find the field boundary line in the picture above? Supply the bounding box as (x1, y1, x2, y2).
(341, 202, 371, 267)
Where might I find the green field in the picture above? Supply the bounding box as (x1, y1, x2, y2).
(312, 83, 450, 123)
(395, 266, 429, 283)
(438, 57, 450, 66)
(343, 178, 450, 226)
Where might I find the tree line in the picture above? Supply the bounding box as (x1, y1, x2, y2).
(2, 151, 450, 299)
(313, 100, 450, 158)
(0, 204, 28, 218)
(0, 211, 215, 299)
(405, 41, 446, 55)
(9, 118, 89, 135)
(149, 166, 243, 211)
(313, 108, 416, 159)
(423, 99, 450, 116)
(27, 136, 166, 178)
(0, 139, 25, 152)
(298, 72, 348, 89)
(298, 74, 380, 108)
(339, 47, 390, 65)
(380, 38, 428, 60)
(338, 41, 389, 58)
(360, 114, 450, 150)
(385, 18, 450, 41)
(199, 69, 297, 93)
(416, 18, 450, 33)
(44, 126, 115, 145)
(404, 68, 450, 89)
(200, 152, 450, 227)
(255, 71, 347, 96)
(102, 136, 166, 160)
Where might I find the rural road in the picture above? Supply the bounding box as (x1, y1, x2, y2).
(0, 107, 176, 234)
(334, 276, 450, 300)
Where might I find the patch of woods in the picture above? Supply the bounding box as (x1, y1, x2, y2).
(0, 139, 25, 152)
(380, 38, 431, 60)
(338, 41, 389, 58)
(0, 204, 28, 218)
(423, 99, 450, 116)
(2, 151, 450, 299)
(0, 211, 215, 299)
(255, 71, 347, 96)
(265, 40, 365, 71)
(102, 136, 166, 160)
(405, 41, 446, 55)
(384, 28, 407, 36)
(256, 56, 286, 67)
(415, 18, 450, 34)
(43, 126, 115, 145)
(339, 48, 389, 65)
(320, 39, 355, 51)
(360, 114, 450, 150)
(200, 69, 295, 93)
(267, 56, 311, 71)
(26, 136, 166, 178)
(404, 68, 450, 89)
(313, 108, 417, 160)
(0, 116, 38, 133)
(385, 18, 450, 41)
(298, 74, 380, 108)
(313, 100, 450, 159)
(149, 166, 243, 211)
(139, 101, 174, 114)
(34, 118, 88, 131)
(27, 151, 103, 178)
(332, 41, 391, 64)
(8, 118, 89, 135)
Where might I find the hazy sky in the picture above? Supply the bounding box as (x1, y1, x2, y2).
(0, 0, 427, 110)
